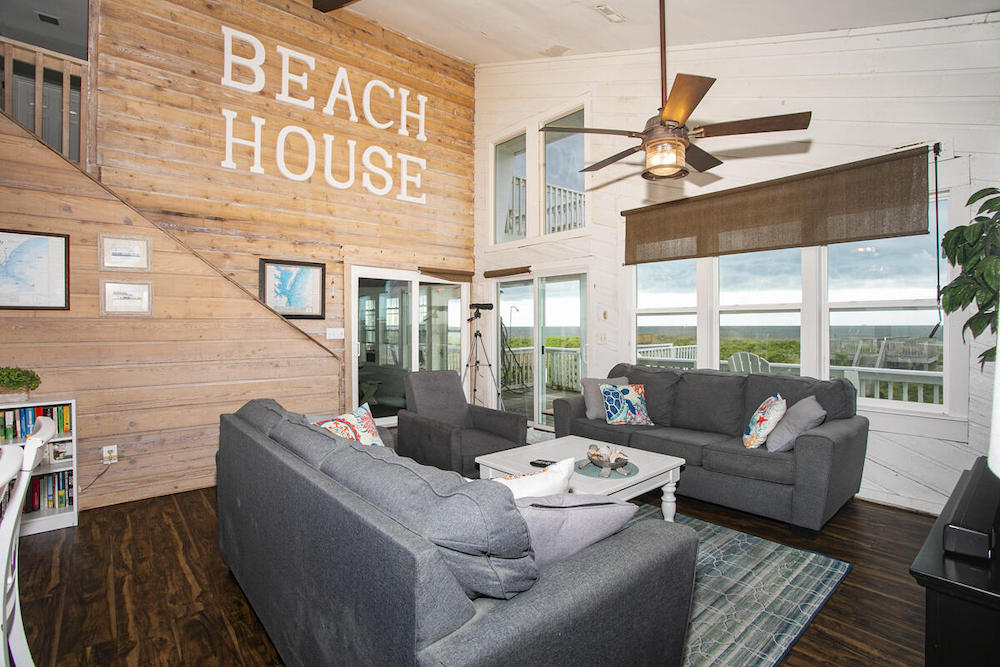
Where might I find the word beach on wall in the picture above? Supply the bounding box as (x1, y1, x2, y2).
(219, 26, 429, 205)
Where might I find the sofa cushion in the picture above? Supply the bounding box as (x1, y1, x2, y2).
(629, 427, 732, 466)
(624, 366, 682, 426)
(766, 395, 826, 453)
(743, 374, 855, 426)
(269, 414, 354, 467)
(702, 439, 796, 484)
(742, 394, 787, 449)
(234, 398, 294, 436)
(671, 370, 748, 435)
(582, 376, 627, 419)
(318, 442, 537, 599)
(571, 418, 653, 447)
(514, 494, 637, 568)
(423, 480, 539, 600)
(313, 403, 385, 446)
(602, 384, 653, 425)
(491, 458, 574, 498)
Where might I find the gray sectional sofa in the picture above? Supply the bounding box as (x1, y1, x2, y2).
(218, 399, 699, 666)
(554, 364, 869, 531)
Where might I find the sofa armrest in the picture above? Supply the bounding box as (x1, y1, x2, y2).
(468, 405, 527, 446)
(553, 395, 586, 438)
(791, 415, 870, 530)
(397, 409, 463, 473)
(417, 519, 698, 667)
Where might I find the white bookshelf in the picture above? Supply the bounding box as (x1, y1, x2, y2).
(0, 398, 78, 536)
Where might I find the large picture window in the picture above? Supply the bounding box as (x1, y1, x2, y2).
(543, 109, 585, 234)
(827, 201, 947, 404)
(635, 259, 697, 369)
(494, 133, 527, 243)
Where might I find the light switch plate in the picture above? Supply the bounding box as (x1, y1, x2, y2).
(326, 327, 345, 340)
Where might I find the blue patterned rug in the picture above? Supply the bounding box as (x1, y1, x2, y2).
(630, 504, 850, 666)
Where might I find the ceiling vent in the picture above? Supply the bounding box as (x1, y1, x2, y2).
(594, 4, 627, 23)
(36, 12, 61, 26)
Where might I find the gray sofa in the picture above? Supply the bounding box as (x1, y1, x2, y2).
(218, 399, 699, 666)
(554, 364, 869, 531)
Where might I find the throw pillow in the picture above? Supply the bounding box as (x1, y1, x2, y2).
(581, 376, 628, 419)
(602, 384, 653, 425)
(766, 395, 827, 453)
(491, 458, 574, 498)
(515, 494, 638, 568)
(313, 403, 385, 446)
(742, 393, 787, 448)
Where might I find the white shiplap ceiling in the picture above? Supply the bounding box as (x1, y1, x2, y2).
(348, 0, 1000, 64)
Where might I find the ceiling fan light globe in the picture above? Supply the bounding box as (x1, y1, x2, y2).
(644, 138, 687, 179)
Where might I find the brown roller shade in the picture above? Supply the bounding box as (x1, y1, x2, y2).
(483, 266, 531, 279)
(623, 146, 929, 264)
(418, 266, 474, 283)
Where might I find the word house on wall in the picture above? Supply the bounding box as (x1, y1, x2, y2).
(219, 26, 429, 205)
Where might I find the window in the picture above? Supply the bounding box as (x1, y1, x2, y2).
(494, 133, 526, 243)
(543, 109, 585, 234)
(827, 201, 947, 404)
(636, 259, 697, 369)
(419, 283, 462, 372)
(719, 248, 802, 375)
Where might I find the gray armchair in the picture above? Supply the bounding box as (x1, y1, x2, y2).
(396, 370, 526, 478)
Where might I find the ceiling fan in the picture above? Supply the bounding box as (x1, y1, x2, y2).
(541, 0, 812, 180)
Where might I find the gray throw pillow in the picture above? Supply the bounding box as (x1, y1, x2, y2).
(515, 494, 637, 568)
(582, 376, 628, 419)
(766, 395, 827, 452)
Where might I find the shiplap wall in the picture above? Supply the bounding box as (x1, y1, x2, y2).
(96, 0, 475, 391)
(474, 13, 1000, 514)
(0, 114, 339, 508)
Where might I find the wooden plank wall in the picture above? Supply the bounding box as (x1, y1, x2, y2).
(0, 114, 339, 508)
(95, 0, 475, 354)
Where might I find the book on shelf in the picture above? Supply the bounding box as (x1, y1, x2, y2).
(0, 402, 73, 444)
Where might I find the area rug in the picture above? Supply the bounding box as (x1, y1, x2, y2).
(630, 504, 851, 666)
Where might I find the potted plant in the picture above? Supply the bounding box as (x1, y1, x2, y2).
(0, 366, 41, 402)
(941, 187, 1000, 368)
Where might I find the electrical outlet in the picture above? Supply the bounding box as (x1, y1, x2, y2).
(102, 445, 118, 465)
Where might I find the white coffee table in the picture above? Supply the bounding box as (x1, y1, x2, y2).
(476, 435, 686, 521)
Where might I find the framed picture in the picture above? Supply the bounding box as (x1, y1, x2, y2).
(100, 279, 153, 316)
(258, 258, 326, 319)
(99, 233, 151, 272)
(0, 229, 70, 310)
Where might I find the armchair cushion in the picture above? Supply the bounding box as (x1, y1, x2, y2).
(514, 494, 638, 568)
(404, 370, 473, 427)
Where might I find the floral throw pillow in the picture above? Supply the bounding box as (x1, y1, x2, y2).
(601, 384, 653, 425)
(743, 393, 787, 448)
(313, 403, 385, 446)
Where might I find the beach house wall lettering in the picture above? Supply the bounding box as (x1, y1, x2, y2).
(219, 26, 429, 204)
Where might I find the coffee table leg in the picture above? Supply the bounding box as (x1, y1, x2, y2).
(661, 469, 681, 521)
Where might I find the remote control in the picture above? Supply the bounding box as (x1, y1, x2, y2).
(529, 459, 556, 468)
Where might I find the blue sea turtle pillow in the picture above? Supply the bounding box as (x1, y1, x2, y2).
(600, 384, 653, 425)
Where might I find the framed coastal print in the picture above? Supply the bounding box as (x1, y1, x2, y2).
(0, 229, 70, 310)
(100, 279, 153, 316)
(99, 233, 152, 272)
(258, 258, 326, 319)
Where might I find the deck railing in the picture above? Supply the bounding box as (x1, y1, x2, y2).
(501, 177, 585, 240)
(501, 346, 581, 391)
(0, 36, 90, 169)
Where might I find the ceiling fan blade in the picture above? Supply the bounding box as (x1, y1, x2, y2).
(685, 143, 723, 172)
(581, 145, 644, 172)
(660, 74, 716, 126)
(541, 125, 643, 139)
(694, 111, 812, 138)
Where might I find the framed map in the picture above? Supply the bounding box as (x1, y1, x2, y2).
(258, 258, 326, 319)
(0, 229, 70, 310)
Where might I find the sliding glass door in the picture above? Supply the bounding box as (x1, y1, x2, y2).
(353, 268, 467, 421)
(497, 274, 586, 426)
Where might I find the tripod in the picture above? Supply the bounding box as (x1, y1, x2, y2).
(462, 307, 503, 409)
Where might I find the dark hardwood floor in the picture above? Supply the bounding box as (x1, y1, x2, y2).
(17, 488, 934, 665)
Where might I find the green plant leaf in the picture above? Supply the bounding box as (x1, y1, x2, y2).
(978, 197, 1000, 215)
(982, 256, 1000, 290)
(967, 187, 1000, 206)
(977, 345, 996, 369)
(964, 310, 994, 338)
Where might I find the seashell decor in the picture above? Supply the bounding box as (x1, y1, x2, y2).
(578, 443, 631, 477)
